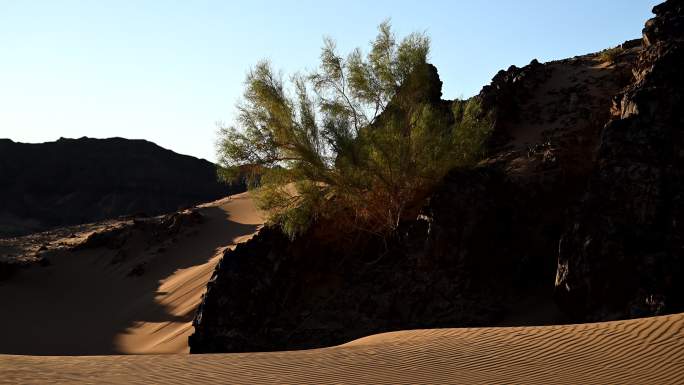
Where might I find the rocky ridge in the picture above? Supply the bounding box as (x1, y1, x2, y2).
(0, 137, 243, 238)
(190, 1, 682, 353)
(555, 0, 684, 320)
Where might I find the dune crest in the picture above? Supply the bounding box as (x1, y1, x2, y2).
(0, 192, 263, 355)
(2, 313, 683, 384)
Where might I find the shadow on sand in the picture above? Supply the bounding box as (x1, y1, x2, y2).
(0, 205, 259, 355)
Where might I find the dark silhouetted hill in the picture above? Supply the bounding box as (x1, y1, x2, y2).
(0, 137, 242, 237)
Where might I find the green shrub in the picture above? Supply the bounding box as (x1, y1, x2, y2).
(598, 46, 624, 64)
(217, 22, 492, 239)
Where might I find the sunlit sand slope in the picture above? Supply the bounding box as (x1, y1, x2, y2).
(2, 313, 683, 384)
(0, 192, 263, 355)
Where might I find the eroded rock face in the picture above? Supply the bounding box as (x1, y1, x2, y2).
(555, 0, 684, 320)
(190, 36, 644, 352)
(187, 170, 481, 353)
(0, 137, 242, 237)
(643, 0, 684, 46)
(478, 59, 551, 147)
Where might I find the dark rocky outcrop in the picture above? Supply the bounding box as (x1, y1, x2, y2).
(74, 208, 204, 252)
(478, 59, 551, 147)
(189, 162, 576, 353)
(191, 1, 682, 353)
(0, 206, 207, 282)
(555, 0, 684, 320)
(0, 137, 242, 237)
(190, 36, 643, 353)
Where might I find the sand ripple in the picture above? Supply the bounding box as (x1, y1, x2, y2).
(2, 313, 683, 384)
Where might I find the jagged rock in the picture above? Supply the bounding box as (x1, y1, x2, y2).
(478, 59, 551, 147)
(161, 209, 204, 234)
(76, 209, 204, 252)
(190, 158, 586, 353)
(189, 44, 639, 352)
(622, 38, 643, 50)
(555, 0, 684, 321)
(189, 214, 510, 353)
(190, 1, 679, 354)
(643, 0, 684, 46)
(75, 227, 129, 250)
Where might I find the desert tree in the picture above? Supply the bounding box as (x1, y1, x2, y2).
(217, 21, 491, 238)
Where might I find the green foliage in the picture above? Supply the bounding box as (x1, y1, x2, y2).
(217, 22, 492, 239)
(451, 99, 492, 164)
(598, 46, 624, 64)
(216, 165, 240, 184)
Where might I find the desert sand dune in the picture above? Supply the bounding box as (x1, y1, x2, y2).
(1, 313, 683, 384)
(0, 192, 263, 355)
(2, 193, 683, 384)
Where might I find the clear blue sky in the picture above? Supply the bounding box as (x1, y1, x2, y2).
(1, 0, 657, 161)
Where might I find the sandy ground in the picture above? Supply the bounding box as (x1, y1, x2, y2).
(1, 312, 682, 384)
(0, 192, 263, 355)
(1, 189, 683, 383)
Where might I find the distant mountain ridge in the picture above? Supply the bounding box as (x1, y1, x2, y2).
(0, 137, 242, 237)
